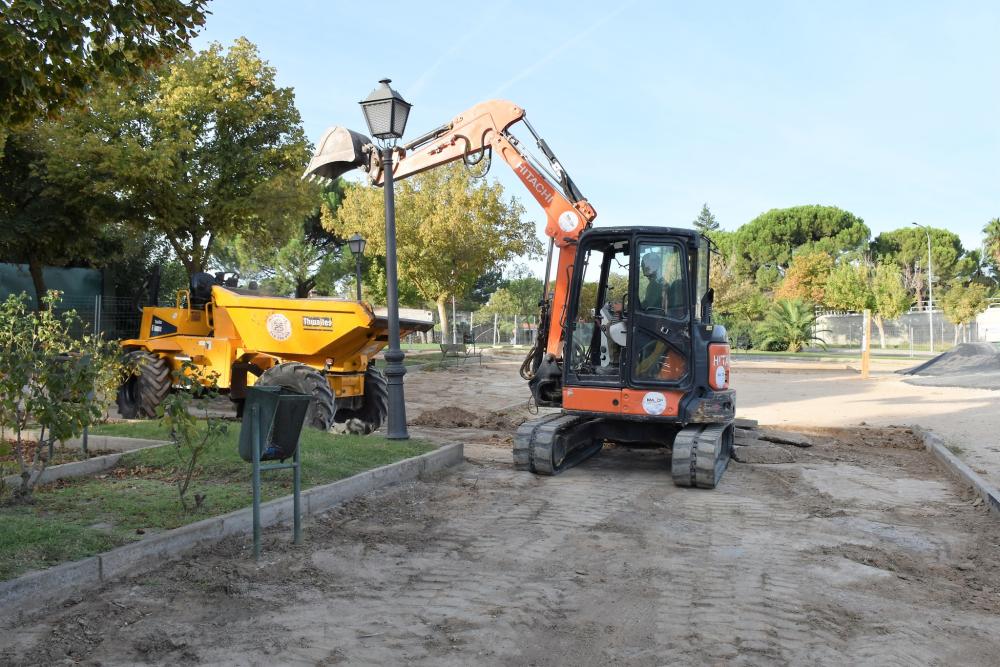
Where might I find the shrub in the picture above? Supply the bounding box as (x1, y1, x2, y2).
(0, 292, 118, 502)
(755, 299, 829, 352)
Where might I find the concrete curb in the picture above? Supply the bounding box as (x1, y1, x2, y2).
(919, 428, 1000, 516)
(1, 438, 169, 488)
(0, 443, 464, 626)
(17, 430, 168, 452)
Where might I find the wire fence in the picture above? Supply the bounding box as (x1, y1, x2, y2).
(403, 311, 539, 346)
(814, 309, 997, 351)
(53, 295, 144, 341)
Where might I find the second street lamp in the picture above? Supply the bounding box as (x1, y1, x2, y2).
(360, 79, 411, 440)
(347, 233, 366, 302)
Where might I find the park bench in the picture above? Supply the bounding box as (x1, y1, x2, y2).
(439, 340, 482, 366)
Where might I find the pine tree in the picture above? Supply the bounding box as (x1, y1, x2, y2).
(693, 203, 720, 232)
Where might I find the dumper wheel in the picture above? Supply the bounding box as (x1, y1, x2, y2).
(116, 350, 171, 419)
(256, 362, 335, 430)
(334, 366, 388, 435)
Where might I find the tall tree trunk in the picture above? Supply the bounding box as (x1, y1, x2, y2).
(27, 256, 47, 310)
(436, 296, 449, 345)
(295, 277, 316, 299)
(874, 315, 887, 349)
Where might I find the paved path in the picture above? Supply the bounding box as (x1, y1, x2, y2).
(4, 435, 999, 665)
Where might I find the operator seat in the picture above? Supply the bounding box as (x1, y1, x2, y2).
(189, 272, 216, 308)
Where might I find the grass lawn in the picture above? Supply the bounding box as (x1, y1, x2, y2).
(0, 422, 434, 581)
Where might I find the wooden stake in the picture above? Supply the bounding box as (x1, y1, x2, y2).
(861, 309, 872, 379)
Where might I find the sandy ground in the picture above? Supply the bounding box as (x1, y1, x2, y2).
(4, 355, 1000, 665)
(3, 426, 999, 665)
(732, 362, 1000, 488)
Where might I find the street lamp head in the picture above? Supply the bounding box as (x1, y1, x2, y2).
(347, 233, 366, 257)
(360, 78, 411, 146)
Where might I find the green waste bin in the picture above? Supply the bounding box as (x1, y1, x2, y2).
(238, 386, 311, 463)
(239, 386, 312, 559)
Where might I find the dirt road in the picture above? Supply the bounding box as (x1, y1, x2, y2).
(4, 425, 1000, 665)
(5, 353, 1000, 665)
(733, 365, 1000, 487)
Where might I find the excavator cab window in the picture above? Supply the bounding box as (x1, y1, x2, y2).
(567, 239, 630, 381)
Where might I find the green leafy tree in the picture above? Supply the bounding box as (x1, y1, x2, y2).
(693, 203, 719, 233)
(824, 259, 911, 348)
(709, 254, 767, 348)
(216, 179, 351, 298)
(41, 38, 316, 279)
(0, 292, 117, 501)
(871, 226, 964, 305)
(327, 164, 541, 340)
(824, 261, 872, 313)
(706, 229, 737, 261)
(0, 128, 120, 303)
(870, 260, 912, 348)
(755, 299, 828, 352)
(941, 283, 990, 345)
(0, 0, 208, 151)
(983, 218, 1000, 275)
(775, 250, 834, 303)
(732, 205, 870, 277)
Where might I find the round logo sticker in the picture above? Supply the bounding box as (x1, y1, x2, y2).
(558, 210, 579, 232)
(642, 392, 667, 415)
(266, 313, 292, 341)
(715, 366, 728, 388)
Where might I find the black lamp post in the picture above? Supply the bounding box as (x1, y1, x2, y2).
(360, 78, 411, 440)
(347, 233, 366, 302)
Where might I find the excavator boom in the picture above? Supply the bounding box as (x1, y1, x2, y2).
(304, 99, 596, 359)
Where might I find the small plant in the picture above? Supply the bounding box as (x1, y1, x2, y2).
(0, 292, 117, 502)
(755, 299, 830, 353)
(157, 360, 227, 511)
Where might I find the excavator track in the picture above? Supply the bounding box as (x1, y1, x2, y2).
(513, 413, 604, 475)
(671, 422, 733, 489)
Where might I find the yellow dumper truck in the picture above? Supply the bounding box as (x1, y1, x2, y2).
(116, 273, 433, 432)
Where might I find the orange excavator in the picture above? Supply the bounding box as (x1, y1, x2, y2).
(304, 99, 735, 488)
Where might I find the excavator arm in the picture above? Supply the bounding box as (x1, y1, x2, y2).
(303, 99, 595, 370)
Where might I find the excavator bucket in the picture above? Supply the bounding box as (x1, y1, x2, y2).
(303, 126, 373, 181)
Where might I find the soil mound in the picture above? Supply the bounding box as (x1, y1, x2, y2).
(899, 342, 1000, 390)
(410, 406, 525, 430)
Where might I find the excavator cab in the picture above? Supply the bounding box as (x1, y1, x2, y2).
(561, 226, 724, 411)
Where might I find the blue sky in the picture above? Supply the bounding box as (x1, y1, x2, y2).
(194, 0, 999, 269)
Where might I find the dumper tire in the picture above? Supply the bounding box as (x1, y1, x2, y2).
(334, 366, 388, 435)
(116, 350, 171, 419)
(256, 362, 336, 431)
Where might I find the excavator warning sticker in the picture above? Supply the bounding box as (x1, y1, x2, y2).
(558, 210, 580, 232)
(266, 313, 293, 341)
(642, 392, 668, 415)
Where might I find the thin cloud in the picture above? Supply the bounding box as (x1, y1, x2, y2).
(409, 1, 513, 101)
(488, 0, 638, 98)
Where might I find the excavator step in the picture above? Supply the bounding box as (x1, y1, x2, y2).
(513, 413, 603, 475)
(671, 423, 734, 489)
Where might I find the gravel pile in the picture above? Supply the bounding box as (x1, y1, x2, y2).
(900, 342, 1000, 390)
